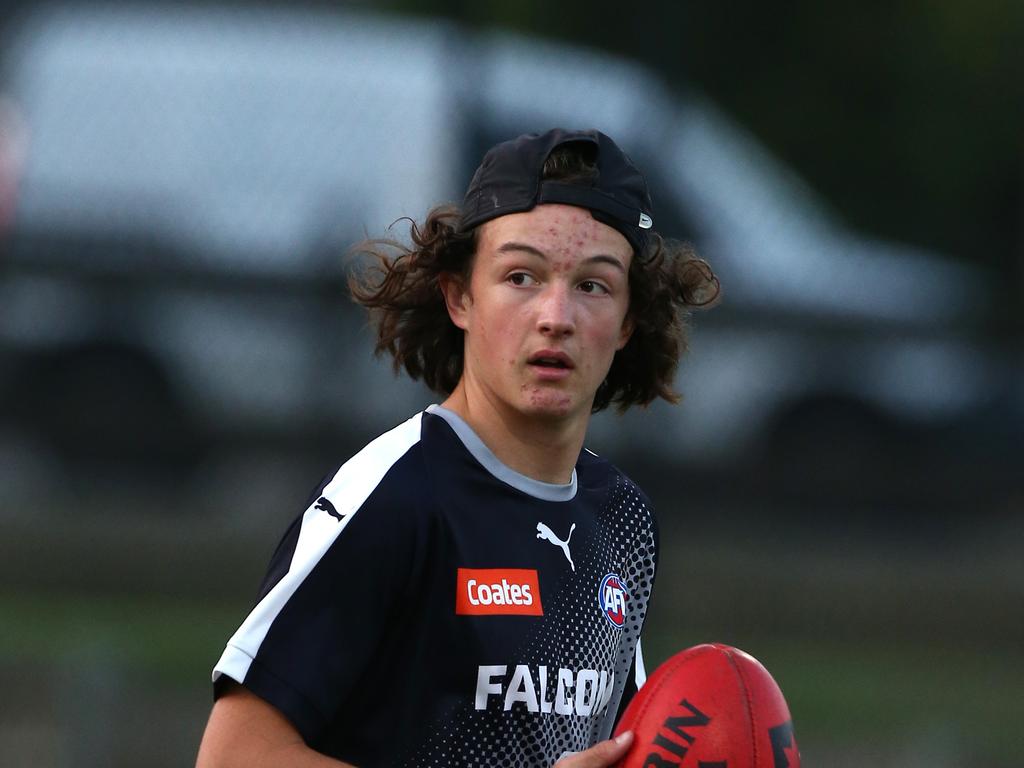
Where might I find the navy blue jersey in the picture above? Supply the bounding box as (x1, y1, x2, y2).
(213, 405, 658, 767)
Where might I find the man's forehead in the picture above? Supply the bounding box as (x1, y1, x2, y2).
(478, 204, 633, 257)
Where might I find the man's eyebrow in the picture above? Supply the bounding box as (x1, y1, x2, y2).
(495, 241, 627, 273)
(496, 241, 547, 259)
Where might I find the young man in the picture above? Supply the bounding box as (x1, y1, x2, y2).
(196, 129, 718, 768)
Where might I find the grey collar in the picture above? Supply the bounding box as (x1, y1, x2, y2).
(426, 405, 578, 502)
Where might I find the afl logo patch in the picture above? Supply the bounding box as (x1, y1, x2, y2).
(598, 573, 628, 628)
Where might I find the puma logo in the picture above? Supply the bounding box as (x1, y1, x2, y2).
(536, 522, 576, 571)
(315, 496, 344, 522)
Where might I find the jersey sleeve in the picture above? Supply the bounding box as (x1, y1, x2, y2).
(212, 416, 427, 744)
(613, 637, 648, 725)
(613, 481, 659, 728)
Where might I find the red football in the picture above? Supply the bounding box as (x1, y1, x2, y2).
(614, 643, 800, 768)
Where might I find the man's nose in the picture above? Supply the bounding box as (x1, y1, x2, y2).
(536, 284, 576, 336)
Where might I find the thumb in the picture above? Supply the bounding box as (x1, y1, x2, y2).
(557, 731, 635, 767)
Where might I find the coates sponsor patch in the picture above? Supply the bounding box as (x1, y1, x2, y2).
(456, 568, 543, 616)
(598, 573, 628, 628)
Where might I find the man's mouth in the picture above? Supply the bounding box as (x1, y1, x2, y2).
(528, 352, 574, 369)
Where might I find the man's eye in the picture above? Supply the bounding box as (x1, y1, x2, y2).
(578, 280, 608, 294)
(508, 273, 533, 286)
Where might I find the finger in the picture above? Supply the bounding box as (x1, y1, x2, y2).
(555, 731, 634, 767)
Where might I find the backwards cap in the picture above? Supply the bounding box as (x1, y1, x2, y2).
(458, 129, 655, 255)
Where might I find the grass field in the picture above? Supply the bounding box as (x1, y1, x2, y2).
(0, 507, 1019, 768)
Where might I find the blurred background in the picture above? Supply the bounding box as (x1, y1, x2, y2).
(0, 1, 1021, 766)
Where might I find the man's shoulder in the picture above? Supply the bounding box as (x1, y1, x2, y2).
(578, 447, 655, 511)
(316, 410, 432, 517)
(577, 446, 638, 485)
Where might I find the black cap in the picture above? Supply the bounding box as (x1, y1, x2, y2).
(459, 129, 655, 255)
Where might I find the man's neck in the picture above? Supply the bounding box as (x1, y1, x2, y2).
(440, 386, 588, 485)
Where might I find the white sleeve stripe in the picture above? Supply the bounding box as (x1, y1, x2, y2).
(634, 637, 647, 688)
(212, 644, 256, 685)
(212, 411, 424, 684)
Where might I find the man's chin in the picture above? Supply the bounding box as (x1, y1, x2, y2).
(519, 391, 590, 423)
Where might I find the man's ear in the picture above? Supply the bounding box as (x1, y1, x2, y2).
(439, 272, 471, 331)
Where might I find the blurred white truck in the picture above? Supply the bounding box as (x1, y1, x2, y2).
(0, 3, 1004, 501)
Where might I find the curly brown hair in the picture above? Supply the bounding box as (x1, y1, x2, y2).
(348, 147, 720, 413)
